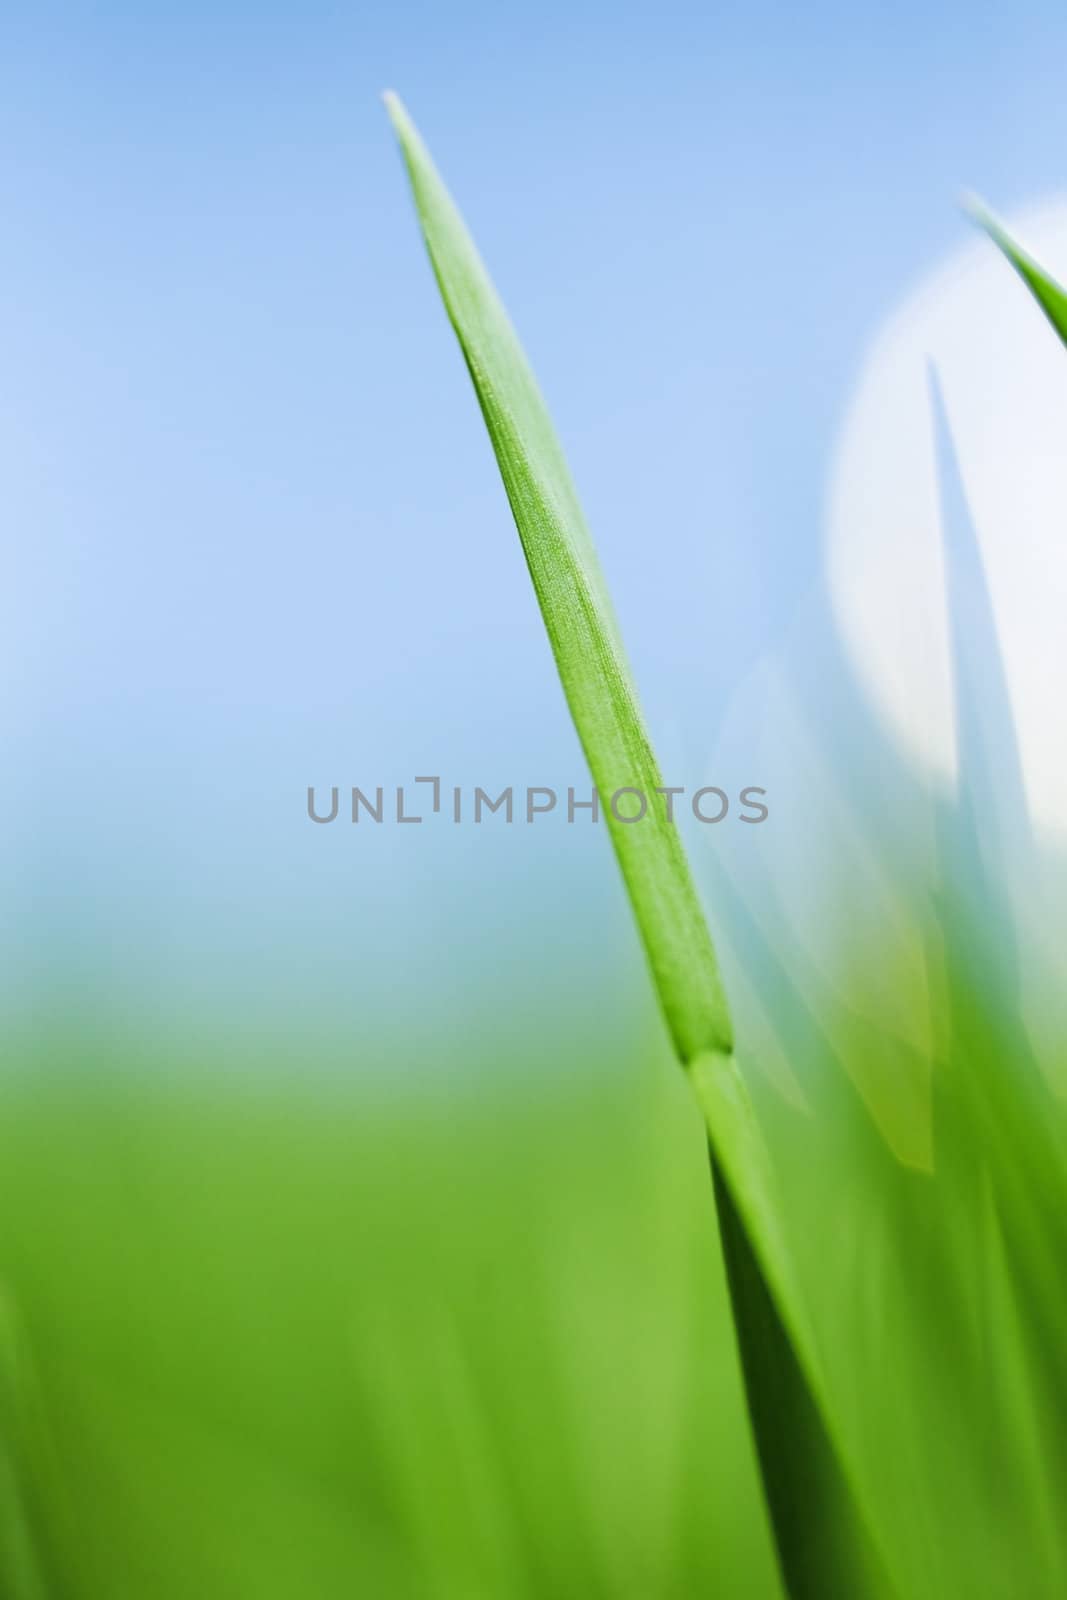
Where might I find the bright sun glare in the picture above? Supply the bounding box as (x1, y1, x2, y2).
(828, 197, 1067, 839)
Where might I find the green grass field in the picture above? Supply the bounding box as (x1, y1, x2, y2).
(0, 1031, 778, 1597)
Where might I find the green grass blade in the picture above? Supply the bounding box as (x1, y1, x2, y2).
(386, 93, 895, 1599)
(967, 196, 1067, 346)
(382, 97, 728, 1068)
(0, 1292, 66, 1599)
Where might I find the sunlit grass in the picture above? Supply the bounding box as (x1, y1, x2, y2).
(2, 111, 1066, 1600)
(385, 99, 1067, 1598)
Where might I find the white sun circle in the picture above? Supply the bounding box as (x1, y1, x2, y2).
(827, 197, 1067, 839)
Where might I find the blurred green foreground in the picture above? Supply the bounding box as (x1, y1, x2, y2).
(6, 922, 1067, 1599)
(0, 1031, 778, 1598)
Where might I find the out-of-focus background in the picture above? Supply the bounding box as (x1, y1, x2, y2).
(6, 1, 1067, 1593)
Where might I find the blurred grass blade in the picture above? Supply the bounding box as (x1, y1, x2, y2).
(968, 197, 1067, 346)
(386, 92, 895, 1598)
(0, 1290, 66, 1599)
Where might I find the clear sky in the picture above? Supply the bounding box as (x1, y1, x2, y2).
(7, 0, 1067, 1045)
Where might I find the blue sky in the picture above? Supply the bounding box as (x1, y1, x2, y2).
(7, 0, 1067, 1044)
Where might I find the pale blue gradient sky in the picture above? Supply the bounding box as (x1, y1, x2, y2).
(6, 0, 1067, 1043)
